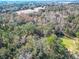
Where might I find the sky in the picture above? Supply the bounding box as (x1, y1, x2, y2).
(0, 0, 78, 1)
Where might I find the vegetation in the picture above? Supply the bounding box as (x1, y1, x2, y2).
(0, 3, 79, 59)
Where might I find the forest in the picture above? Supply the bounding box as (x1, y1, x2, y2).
(0, 3, 79, 59)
